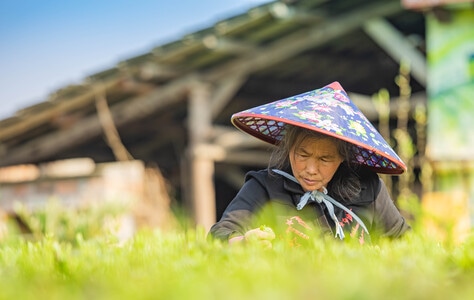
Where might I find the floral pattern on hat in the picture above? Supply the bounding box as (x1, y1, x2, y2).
(231, 81, 406, 174)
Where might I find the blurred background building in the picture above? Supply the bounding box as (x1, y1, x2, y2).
(0, 0, 473, 239)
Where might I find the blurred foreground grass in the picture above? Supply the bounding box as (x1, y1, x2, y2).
(1, 223, 474, 300)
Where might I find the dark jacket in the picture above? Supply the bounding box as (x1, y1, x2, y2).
(209, 168, 410, 242)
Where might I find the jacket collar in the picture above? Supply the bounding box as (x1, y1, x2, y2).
(270, 169, 305, 207)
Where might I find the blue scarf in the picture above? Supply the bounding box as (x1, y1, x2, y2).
(272, 169, 370, 240)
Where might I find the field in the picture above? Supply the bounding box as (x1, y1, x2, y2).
(1, 206, 474, 300)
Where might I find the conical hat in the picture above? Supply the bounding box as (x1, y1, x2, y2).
(231, 81, 406, 175)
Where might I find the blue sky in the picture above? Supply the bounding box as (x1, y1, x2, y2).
(0, 0, 271, 119)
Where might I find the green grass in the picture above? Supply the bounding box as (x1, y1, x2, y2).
(1, 225, 474, 300)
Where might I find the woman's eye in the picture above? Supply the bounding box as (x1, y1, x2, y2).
(322, 157, 337, 163)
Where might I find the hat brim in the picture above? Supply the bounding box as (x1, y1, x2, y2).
(230, 82, 407, 175)
(232, 113, 406, 175)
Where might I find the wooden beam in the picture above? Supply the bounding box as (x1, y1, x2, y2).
(204, 0, 403, 81)
(210, 74, 248, 119)
(269, 2, 326, 23)
(187, 82, 216, 231)
(0, 76, 195, 167)
(212, 126, 269, 149)
(129, 127, 185, 159)
(188, 81, 213, 144)
(363, 18, 427, 86)
(153, 41, 206, 64)
(245, 2, 325, 42)
(137, 62, 181, 81)
(203, 36, 260, 54)
(223, 150, 270, 166)
(95, 91, 134, 161)
(0, 79, 120, 142)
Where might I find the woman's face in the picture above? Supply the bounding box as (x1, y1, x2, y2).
(289, 137, 343, 192)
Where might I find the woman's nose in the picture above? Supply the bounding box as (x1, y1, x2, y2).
(305, 159, 319, 174)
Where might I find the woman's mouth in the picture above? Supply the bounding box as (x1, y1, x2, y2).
(302, 178, 319, 186)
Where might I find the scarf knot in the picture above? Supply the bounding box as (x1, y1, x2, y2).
(272, 169, 370, 240)
(297, 189, 345, 239)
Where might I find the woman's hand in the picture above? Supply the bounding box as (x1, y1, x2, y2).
(229, 226, 275, 248)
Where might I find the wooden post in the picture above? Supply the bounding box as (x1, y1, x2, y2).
(187, 81, 216, 231)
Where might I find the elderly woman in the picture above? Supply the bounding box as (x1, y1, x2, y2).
(209, 82, 410, 246)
